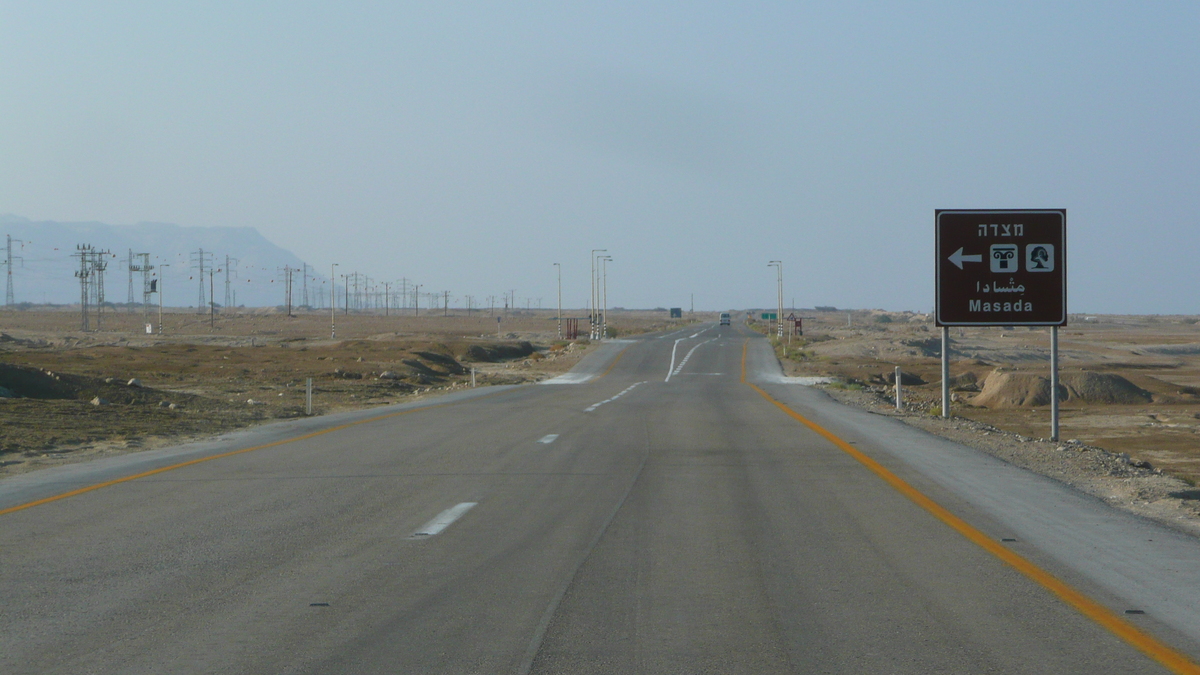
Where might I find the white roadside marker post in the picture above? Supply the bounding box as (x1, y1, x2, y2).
(895, 366, 903, 412)
(306, 378, 313, 416)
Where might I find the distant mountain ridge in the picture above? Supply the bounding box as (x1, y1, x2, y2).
(0, 215, 323, 308)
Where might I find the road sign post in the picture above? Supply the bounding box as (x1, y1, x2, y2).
(935, 210, 1066, 435)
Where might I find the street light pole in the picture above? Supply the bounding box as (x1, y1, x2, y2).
(777, 261, 784, 338)
(553, 262, 562, 339)
(600, 256, 612, 339)
(590, 249, 606, 339)
(330, 263, 338, 338)
(768, 261, 782, 338)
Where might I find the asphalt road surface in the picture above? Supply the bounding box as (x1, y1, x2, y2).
(5, 323, 1200, 673)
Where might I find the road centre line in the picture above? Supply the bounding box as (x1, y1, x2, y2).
(538, 434, 559, 444)
(665, 338, 684, 382)
(585, 381, 646, 412)
(738, 339, 1200, 675)
(411, 502, 477, 537)
(0, 389, 514, 518)
(666, 337, 716, 382)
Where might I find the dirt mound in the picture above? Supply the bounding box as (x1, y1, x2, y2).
(458, 341, 535, 362)
(970, 370, 1059, 408)
(0, 363, 185, 405)
(1062, 371, 1153, 404)
(970, 369, 1151, 408)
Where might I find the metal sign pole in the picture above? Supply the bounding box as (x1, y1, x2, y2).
(1051, 326, 1060, 440)
(941, 327, 950, 418)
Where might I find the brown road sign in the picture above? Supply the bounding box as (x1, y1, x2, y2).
(936, 210, 1066, 326)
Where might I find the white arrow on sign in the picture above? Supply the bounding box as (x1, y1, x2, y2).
(948, 247, 983, 270)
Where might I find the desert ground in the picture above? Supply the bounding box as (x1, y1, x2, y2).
(0, 305, 693, 476)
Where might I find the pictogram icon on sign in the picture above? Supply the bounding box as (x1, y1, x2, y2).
(1026, 244, 1054, 272)
(990, 244, 1018, 273)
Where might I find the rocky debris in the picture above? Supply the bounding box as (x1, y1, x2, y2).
(127, 378, 143, 388)
(885, 370, 926, 386)
(332, 367, 363, 380)
(901, 338, 942, 357)
(246, 398, 263, 405)
(378, 371, 401, 380)
(90, 397, 108, 406)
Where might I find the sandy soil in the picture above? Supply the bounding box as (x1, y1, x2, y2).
(0, 307, 699, 477)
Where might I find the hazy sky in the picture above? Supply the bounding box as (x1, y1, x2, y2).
(2, 2, 1197, 313)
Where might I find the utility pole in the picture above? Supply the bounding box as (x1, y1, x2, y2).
(126, 249, 135, 309)
(157, 264, 168, 334)
(414, 284, 422, 317)
(190, 248, 212, 313)
(74, 245, 93, 331)
(330, 263, 338, 338)
(129, 253, 155, 326)
(554, 263, 562, 339)
(384, 281, 390, 316)
(93, 249, 110, 330)
(210, 269, 216, 328)
(279, 265, 295, 316)
(4, 235, 23, 308)
(443, 290, 450, 317)
(224, 255, 238, 312)
(301, 262, 308, 309)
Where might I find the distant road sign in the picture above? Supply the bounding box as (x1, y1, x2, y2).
(936, 210, 1066, 326)
(761, 312, 777, 320)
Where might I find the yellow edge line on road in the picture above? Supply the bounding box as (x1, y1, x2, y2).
(596, 345, 630, 380)
(740, 339, 1200, 674)
(0, 391, 503, 519)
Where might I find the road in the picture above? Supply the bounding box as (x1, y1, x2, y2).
(4, 323, 1200, 673)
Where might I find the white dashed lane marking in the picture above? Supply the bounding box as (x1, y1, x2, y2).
(538, 434, 559, 444)
(411, 502, 477, 538)
(585, 381, 647, 412)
